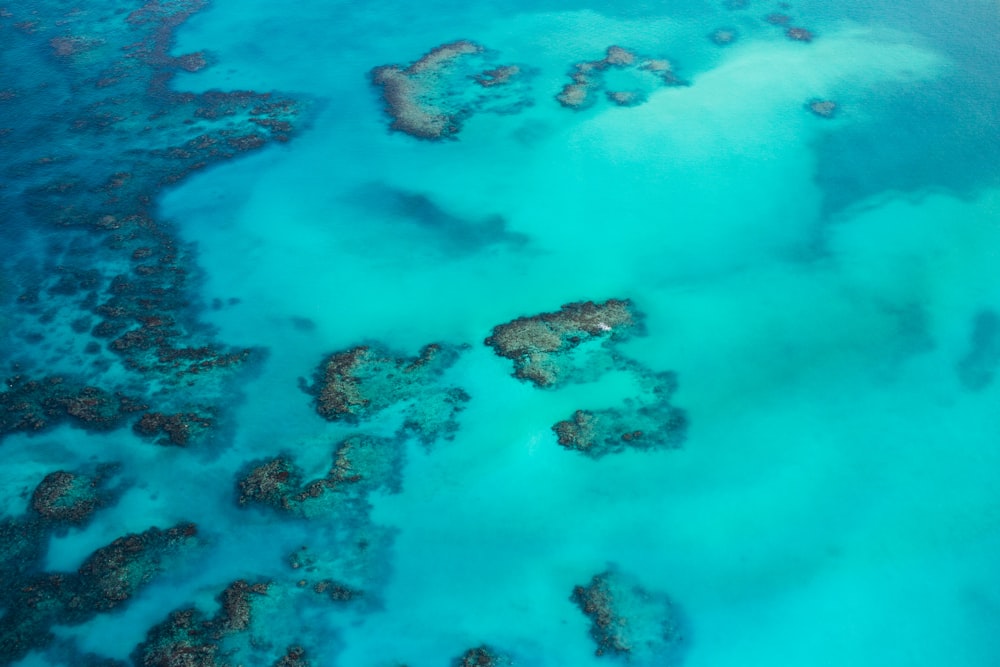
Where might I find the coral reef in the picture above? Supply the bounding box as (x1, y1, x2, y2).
(709, 28, 738, 45)
(133, 409, 214, 446)
(0, 0, 303, 442)
(307, 343, 469, 443)
(571, 568, 685, 663)
(237, 434, 405, 517)
(370, 40, 530, 140)
(29, 465, 121, 525)
(0, 375, 144, 437)
(484, 299, 640, 388)
(556, 46, 685, 111)
(553, 368, 687, 458)
(786, 26, 815, 42)
(807, 99, 838, 118)
(452, 645, 512, 667)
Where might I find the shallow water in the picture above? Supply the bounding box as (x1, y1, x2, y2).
(2, 0, 1000, 665)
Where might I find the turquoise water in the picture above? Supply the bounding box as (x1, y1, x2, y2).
(2, 0, 1000, 665)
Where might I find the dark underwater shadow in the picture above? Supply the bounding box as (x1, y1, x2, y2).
(344, 182, 532, 257)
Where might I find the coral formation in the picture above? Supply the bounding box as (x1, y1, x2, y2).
(133, 409, 214, 446)
(484, 299, 640, 388)
(553, 368, 687, 458)
(957, 310, 1000, 391)
(370, 41, 530, 140)
(29, 465, 121, 525)
(237, 434, 404, 517)
(452, 645, 512, 667)
(556, 46, 685, 111)
(0, 375, 143, 437)
(807, 99, 838, 118)
(0, 0, 303, 444)
(571, 568, 685, 663)
(709, 28, 738, 45)
(308, 343, 469, 443)
(786, 26, 815, 42)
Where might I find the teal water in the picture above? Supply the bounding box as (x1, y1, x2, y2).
(2, 0, 1000, 665)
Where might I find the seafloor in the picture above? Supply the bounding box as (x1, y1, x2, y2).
(1, 0, 999, 665)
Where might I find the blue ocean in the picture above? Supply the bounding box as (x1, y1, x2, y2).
(2, 0, 999, 665)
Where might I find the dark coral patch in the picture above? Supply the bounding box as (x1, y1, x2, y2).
(370, 40, 531, 140)
(237, 435, 405, 517)
(133, 409, 214, 446)
(452, 645, 512, 667)
(553, 368, 687, 458)
(571, 569, 685, 662)
(556, 46, 685, 111)
(30, 465, 121, 525)
(0, 375, 144, 437)
(485, 299, 640, 388)
(308, 343, 469, 443)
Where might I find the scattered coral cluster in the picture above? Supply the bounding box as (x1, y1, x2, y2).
(486, 300, 688, 457)
(0, 465, 196, 663)
(556, 46, 686, 110)
(0, 374, 143, 436)
(308, 343, 470, 444)
(553, 368, 688, 459)
(237, 434, 404, 517)
(452, 645, 513, 667)
(370, 40, 531, 140)
(485, 300, 640, 388)
(0, 0, 304, 448)
(572, 569, 686, 663)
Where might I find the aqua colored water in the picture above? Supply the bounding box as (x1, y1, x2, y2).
(2, 0, 1000, 665)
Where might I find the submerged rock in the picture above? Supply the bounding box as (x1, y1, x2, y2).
(571, 568, 685, 663)
(485, 299, 640, 388)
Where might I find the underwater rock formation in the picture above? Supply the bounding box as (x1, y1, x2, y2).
(237, 434, 405, 517)
(556, 46, 685, 111)
(485, 299, 641, 388)
(308, 343, 469, 443)
(571, 568, 685, 663)
(370, 40, 531, 140)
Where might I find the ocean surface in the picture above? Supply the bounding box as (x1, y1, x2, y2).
(2, 0, 1000, 665)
